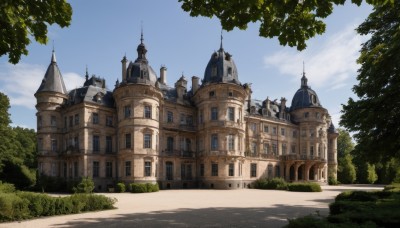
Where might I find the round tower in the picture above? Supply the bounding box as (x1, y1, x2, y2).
(113, 32, 163, 184)
(288, 73, 331, 182)
(327, 123, 339, 180)
(193, 40, 249, 189)
(35, 50, 68, 176)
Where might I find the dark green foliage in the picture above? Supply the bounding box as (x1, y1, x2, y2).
(130, 183, 159, 193)
(285, 214, 331, 228)
(0, 191, 116, 222)
(72, 177, 94, 194)
(0, 181, 16, 193)
(384, 183, 400, 192)
(328, 176, 339, 185)
(253, 178, 288, 190)
(115, 182, 126, 193)
(340, 1, 400, 164)
(287, 182, 322, 192)
(0, 0, 72, 64)
(335, 191, 378, 202)
(337, 154, 356, 184)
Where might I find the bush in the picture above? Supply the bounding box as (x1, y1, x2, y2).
(0, 181, 16, 193)
(287, 182, 322, 192)
(384, 183, 400, 192)
(335, 191, 378, 202)
(285, 214, 330, 228)
(130, 183, 159, 193)
(0, 191, 117, 222)
(253, 178, 288, 190)
(115, 182, 126, 193)
(72, 177, 94, 193)
(328, 176, 339, 185)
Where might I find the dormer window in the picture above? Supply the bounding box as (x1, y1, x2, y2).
(227, 67, 232, 76)
(304, 112, 309, 118)
(250, 106, 256, 114)
(228, 91, 233, 97)
(310, 94, 317, 104)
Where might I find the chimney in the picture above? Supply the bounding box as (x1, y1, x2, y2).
(160, 66, 167, 84)
(280, 97, 287, 119)
(175, 76, 187, 103)
(192, 76, 199, 94)
(121, 55, 127, 82)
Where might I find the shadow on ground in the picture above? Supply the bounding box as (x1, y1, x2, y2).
(53, 205, 325, 228)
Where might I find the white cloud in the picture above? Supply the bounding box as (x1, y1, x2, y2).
(0, 63, 84, 109)
(264, 24, 366, 90)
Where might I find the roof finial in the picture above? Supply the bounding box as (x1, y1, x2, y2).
(301, 61, 308, 87)
(220, 28, 223, 50)
(140, 21, 144, 44)
(85, 65, 89, 81)
(51, 40, 57, 63)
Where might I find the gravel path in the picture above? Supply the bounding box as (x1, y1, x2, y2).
(0, 185, 383, 228)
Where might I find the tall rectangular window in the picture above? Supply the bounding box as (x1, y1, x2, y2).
(310, 146, 314, 156)
(93, 161, 99, 178)
(228, 134, 235, 150)
(263, 125, 269, 133)
(125, 133, 131, 149)
(272, 142, 277, 154)
(211, 134, 218, 150)
(292, 130, 297, 138)
(251, 163, 257, 177)
(281, 128, 285, 136)
(228, 107, 235, 121)
(250, 123, 257, 132)
(74, 136, 79, 149)
(211, 107, 218, 120)
(166, 162, 173, 180)
(125, 161, 131, 176)
(144, 161, 151, 176)
(229, 163, 234, 176)
(282, 143, 287, 155)
(180, 113, 185, 124)
(92, 113, 99, 124)
(144, 134, 151, 148)
(167, 137, 174, 151)
(106, 161, 112, 177)
(211, 163, 218, 176)
(74, 161, 78, 177)
(263, 143, 269, 154)
(93, 135, 100, 153)
(144, 105, 151, 118)
(51, 139, 57, 152)
(51, 115, 56, 126)
(200, 164, 204, 176)
(291, 144, 296, 154)
(74, 114, 79, 125)
(272, 127, 277, 135)
(106, 116, 113, 126)
(106, 136, 112, 153)
(251, 142, 257, 154)
(167, 111, 173, 123)
(69, 116, 73, 127)
(124, 105, 131, 118)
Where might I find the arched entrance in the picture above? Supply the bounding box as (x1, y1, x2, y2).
(298, 164, 304, 180)
(290, 165, 295, 181)
(309, 165, 315, 180)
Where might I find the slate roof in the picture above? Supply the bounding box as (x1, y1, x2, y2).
(35, 51, 67, 94)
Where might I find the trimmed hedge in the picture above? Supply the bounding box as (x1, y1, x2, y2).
(0, 181, 16, 193)
(253, 178, 288, 190)
(115, 183, 126, 193)
(130, 183, 159, 193)
(287, 182, 322, 192)
(0, 191, 116, 222)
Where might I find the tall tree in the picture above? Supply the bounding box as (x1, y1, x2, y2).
(336, 129, 356, 183)
(0, 0, 72, 64)
(0, 92, 17, 172)
(341, 1, 400, 163)
(179, 0, 392, 51)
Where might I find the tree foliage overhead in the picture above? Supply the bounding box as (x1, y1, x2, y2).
(0, 0, 72, 64)
(179, 0, 392, 51)
(340, 1, 400, 163)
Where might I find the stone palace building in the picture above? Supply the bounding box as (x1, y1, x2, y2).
(35, 34, 338, 191)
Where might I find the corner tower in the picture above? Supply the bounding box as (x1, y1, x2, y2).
(35, 50, 68, 176)
(113, 32, 163, 184)
(193, 37, 249, 189)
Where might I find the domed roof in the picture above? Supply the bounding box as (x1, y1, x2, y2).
(203, 40, 240, 85)
(126, 33, 157, 86)
(290, 74, 322, 111)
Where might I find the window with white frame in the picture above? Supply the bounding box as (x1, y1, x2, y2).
(211, 134, 218, 150)
(144, 133, 151, 148)
(228, 107, 235, 121)
(228, 134, 235, 150)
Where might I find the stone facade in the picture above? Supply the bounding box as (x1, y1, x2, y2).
(35, 37, 338, 191)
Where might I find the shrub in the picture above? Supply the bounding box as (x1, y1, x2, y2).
(72, 177, 94, 193)
(328, 176, 339, 185)
(384, 183, 400, 192)
(285, 214, 330, 228)
(115, 182, 126, 193)
(130, 183, 147, 193)
(253, 178, 288, 190)
(0, 193, 30, 221)
(287, 182, 322, 192)
(335, 191, 378, 202)
(130, 183, 159, 193)
(0, 181, 16, 193)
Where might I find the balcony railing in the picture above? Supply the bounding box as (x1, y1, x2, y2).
(245, 152, 279, 159)
(162, 150, 195, 158)
(280, 154, 326, 162)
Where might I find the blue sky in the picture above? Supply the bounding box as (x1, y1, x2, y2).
(0, 0, 372, 130)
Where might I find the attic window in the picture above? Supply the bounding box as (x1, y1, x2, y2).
(209, 91, 215, 97)
(228, 91, 233, 97)
(250, 106, 256, 114)
(310, 94, 317, 104)
(227, 67, 232, 76)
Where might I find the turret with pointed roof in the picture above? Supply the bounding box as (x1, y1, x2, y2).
(35, 50, 67, 95)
